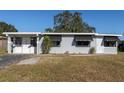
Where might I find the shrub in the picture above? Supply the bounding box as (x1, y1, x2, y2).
(42, 35, 52, 54)
(89, 47, 96, 54)
(64, 51, 69, 54)
(118, 47, 124, 52)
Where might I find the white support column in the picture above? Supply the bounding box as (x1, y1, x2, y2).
(116, 41, 118, 47)
(7, 35, 11, 54)
(39, 36, 44, 54)
(116, 41, 118, 54)
(36, 34, 39, 54)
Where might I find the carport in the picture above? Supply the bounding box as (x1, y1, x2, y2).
(3, 32, 41, 54)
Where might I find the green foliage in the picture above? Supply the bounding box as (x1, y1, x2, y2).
(71, 12, 84, 32)
(45, 11, 96, 33)
(42, 35, 52, 54)
(54, 11, 73, 32)
(45, 28, 54, 32)
(0, 22, 18, 35)
(89, 47, 96, 54)
(118, 47, 124, 52)
(83, 23, 96, 33)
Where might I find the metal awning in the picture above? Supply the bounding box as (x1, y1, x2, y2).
(74, 35, 93, 41)
(104, 36, 119, 41)
(50, 36, 61, 41)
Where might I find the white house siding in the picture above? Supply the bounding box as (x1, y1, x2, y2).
(95, 36, 118, 54)
(90, 36, 96, 48)
(104, 47, 117, 54)
(95, 36, 104, 53)
(49, 35, 93, 54)
(13, 46, 22, 54)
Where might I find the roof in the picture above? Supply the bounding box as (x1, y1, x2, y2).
(42, 32, 95, 35)
(42, 32, 122, 37)
(95, 33, 122, 37)
(3, 32, 41, 36)
(2, 32, 122, 37)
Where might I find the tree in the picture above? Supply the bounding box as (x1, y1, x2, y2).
(71, 12, 84, 32)
(45, 28, 54, 32)
(0, 22, 18, 35)
(83, 23, 96, 33)
(42, 35, 52, 54)
(45, 11, 96, 33)
(54, 11, 73, 32)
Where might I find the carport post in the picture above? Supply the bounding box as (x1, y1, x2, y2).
(116, 41, 118, 54)
(7, 35, 11, 54)
(36, 34, 39, 54)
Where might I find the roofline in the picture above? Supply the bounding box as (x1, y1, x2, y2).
(42, 32, 122, 36)
(3, 32, 41, 36)
(95, 33, 122, 37)
(2, 32, 122, 37)
(42, 32, 96, 35)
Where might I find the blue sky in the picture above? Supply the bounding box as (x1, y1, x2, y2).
(0, 10, 123, 35)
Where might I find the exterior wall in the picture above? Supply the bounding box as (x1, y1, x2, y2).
(95, 36, 104, 53)
(5, 34, 119, 54)
(95, 36, 118, 54)
(104, 47, 117, 54)
(49, 35, 94, 54)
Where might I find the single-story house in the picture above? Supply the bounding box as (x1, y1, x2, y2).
(3, 32, 122, 54)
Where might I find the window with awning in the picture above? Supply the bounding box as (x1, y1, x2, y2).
(74, 35, 92, 47)
(50, 36, 61, 41)
(74, 35, 93, 41)
(50, 36, 61, 47)
(104, 36, 119, 47)
(104, 36, 119, 41)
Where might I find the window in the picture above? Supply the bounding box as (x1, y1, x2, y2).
(15, 37, 22, 46)
(30, 37, 36, 47)
(50, 36, 61, 47)
(76, 41, 90, 47)
(52, 41, 60, 47)
(104, 41, 116, 47)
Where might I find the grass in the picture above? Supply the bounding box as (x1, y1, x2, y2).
(0, 53, 124, 81)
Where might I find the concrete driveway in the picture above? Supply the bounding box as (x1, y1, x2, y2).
(0, 54, 34, 68)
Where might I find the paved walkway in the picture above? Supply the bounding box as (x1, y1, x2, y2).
(0, 54, 34, 68)
(17, 57, 40, 65)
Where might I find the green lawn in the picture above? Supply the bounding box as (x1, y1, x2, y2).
(0, 53, 124, 82)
